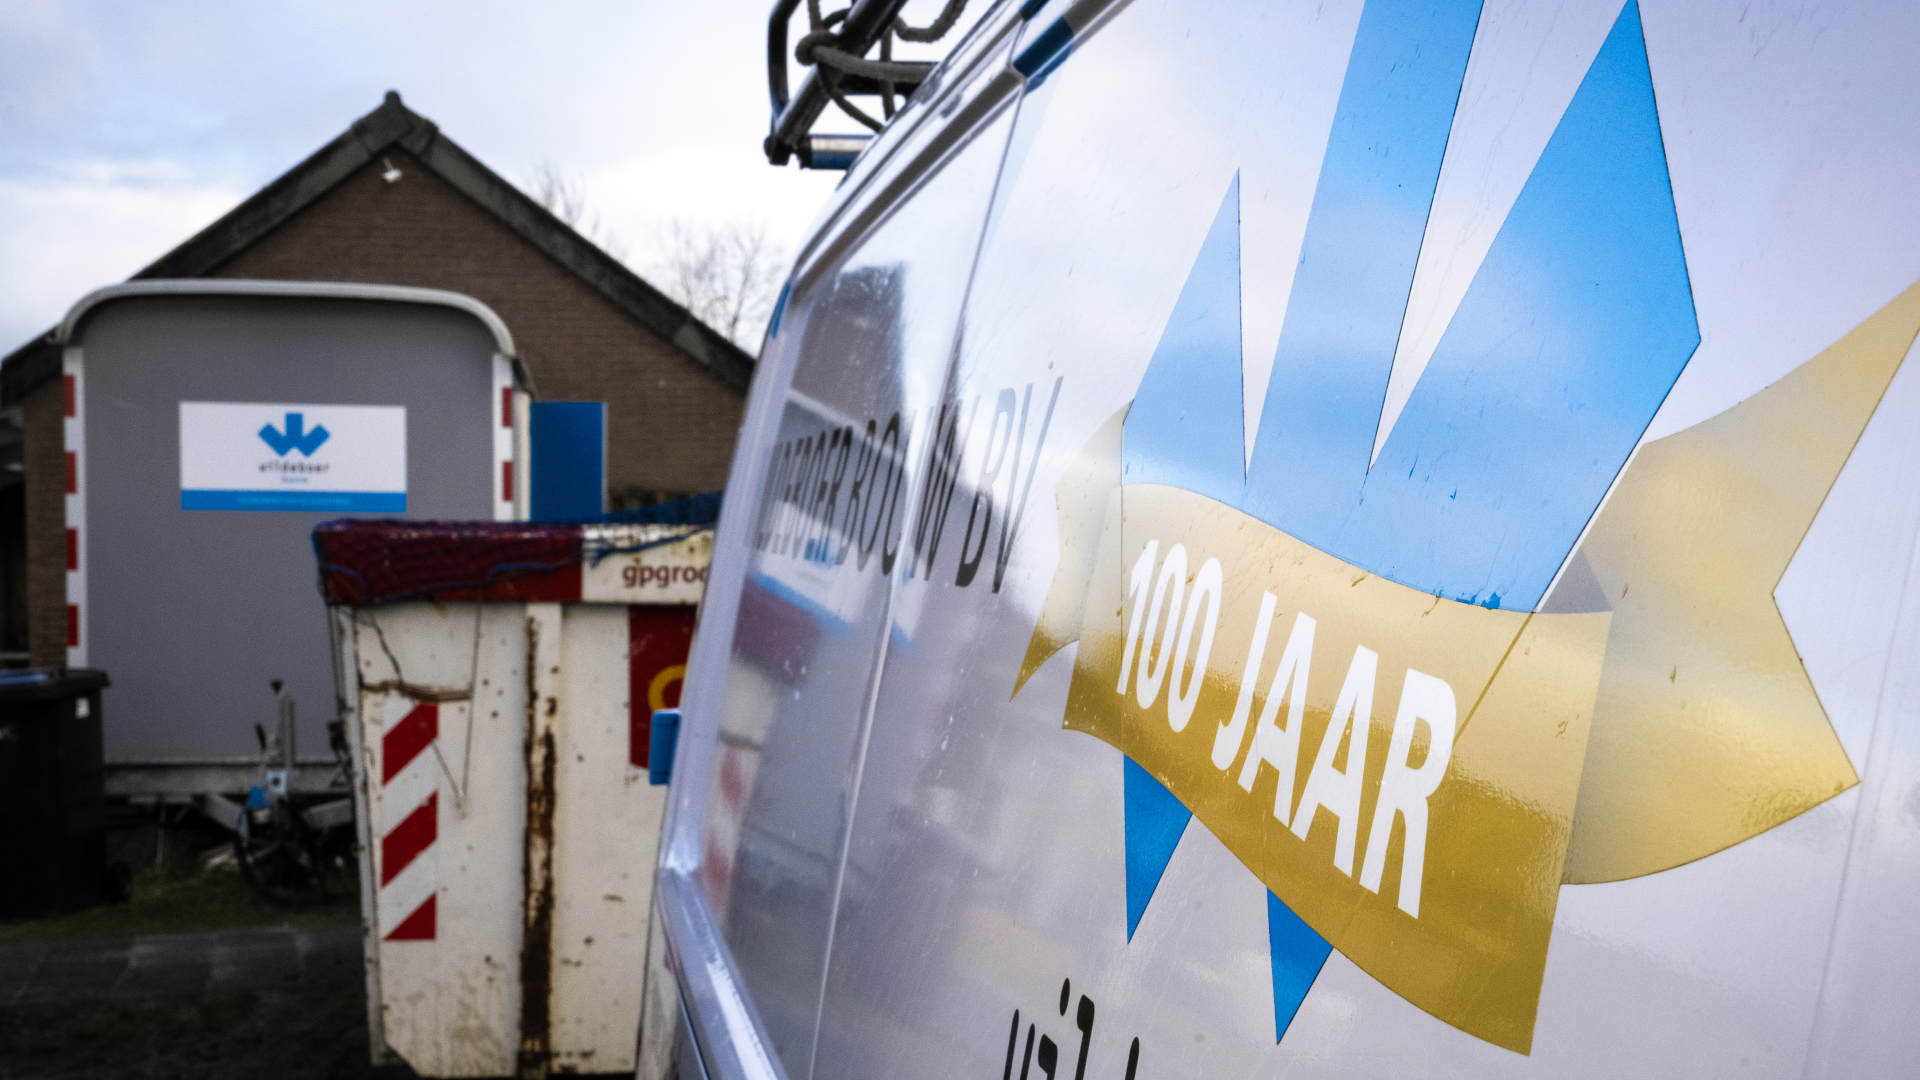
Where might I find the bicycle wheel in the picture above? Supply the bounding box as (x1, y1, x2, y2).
(234, 801, 323, 905)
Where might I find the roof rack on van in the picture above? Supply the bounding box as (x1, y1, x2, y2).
(764, 0, 968, 169)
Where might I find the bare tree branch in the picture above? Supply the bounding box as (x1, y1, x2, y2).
(522, 164, 785, 350)
(524, 161, 627, 262)
(647, 218, 787, 351)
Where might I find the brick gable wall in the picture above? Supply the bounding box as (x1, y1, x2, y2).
(211, 149, 745, 498)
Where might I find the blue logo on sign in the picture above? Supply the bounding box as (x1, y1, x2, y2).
(258, 412, 330, 457)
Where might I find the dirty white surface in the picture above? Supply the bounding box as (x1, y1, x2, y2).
(342, 600, 674, 1078)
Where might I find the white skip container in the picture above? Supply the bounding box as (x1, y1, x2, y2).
(319, 518, 711, 1078)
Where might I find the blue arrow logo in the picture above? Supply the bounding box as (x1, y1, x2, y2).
(258, 412, 330, 457)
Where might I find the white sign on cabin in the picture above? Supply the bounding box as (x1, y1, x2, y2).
(179, 401, 407, 512)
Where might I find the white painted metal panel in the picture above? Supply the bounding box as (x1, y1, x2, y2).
(338, 596, 688, 1078)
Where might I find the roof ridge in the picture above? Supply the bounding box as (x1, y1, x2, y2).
(2, 92, 756, 404)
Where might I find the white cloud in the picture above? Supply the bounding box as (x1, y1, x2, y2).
(0, 0, 969, 352)
(0, 172, 246, 347)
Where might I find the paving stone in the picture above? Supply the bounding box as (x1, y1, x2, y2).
(0, 918, 421, 1079)
(15, 938, 130, 1003)
(113, 931, 216, 999)
(296, 924, 365, 985)
(207, 928, 301, 994)
(0, 940, 46, 1005)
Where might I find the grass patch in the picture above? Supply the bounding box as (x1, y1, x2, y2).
(0, 819, 359, 943)
(0, 868, 355, 944)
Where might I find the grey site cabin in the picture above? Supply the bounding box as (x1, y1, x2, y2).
(62, 280, 526, 790)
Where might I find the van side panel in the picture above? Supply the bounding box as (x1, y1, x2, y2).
(670, 0, 1920, 1076)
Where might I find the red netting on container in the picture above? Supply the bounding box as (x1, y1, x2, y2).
(313, 520, 584, 607)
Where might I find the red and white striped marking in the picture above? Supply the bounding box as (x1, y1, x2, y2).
(378, 698, 439, 941)
(63, 359, 86, 667)
(495, 355, 520, 521)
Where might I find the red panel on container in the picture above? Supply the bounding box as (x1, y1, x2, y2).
(65, 529, 77, 572)
(313, 520, 583, 606)
(63, 375, 75, 418)
(66, 605, 78, 647)
(629, 606, 696, 768)
(64, 452, 76, 495)
(381, 791, 437, 886)
(502, 387, 514, 428)
(382, 703, 438, 784)
(503, 460, 514, 503)
(385, 893, 436, 941)
(427, 563, 582, 604)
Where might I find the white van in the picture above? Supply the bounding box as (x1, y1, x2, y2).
(659, 1, 1920, 1077)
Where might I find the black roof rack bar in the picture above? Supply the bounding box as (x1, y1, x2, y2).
(766, 0, 801, 121)
(829, 72, 928, 97)
(765, 0, 916, 168)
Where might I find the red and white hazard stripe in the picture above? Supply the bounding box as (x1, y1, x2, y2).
(494, 356, 520, 521)
(378, 698, 439, 941)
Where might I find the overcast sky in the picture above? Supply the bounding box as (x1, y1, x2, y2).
(0, 1, 971, 351)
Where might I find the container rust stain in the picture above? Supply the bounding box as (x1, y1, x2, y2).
(359, 678, 474, 703)
(518, 614, 557, 1080)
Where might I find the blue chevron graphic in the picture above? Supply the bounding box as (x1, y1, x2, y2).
(1241, 0, 1488, 541)
(1124, 173, 1246, 506)
(1123, 758, 1189, 939)
(1114, 0, 1695, 1043)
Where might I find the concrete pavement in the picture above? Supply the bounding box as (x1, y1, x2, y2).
(0, 925, 362, 1007)
(0, 923, 405, 1080)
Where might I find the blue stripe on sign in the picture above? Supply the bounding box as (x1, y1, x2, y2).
(1123, 175, 1246, 506)
(1269, 890, 1333, 1041)
(1240, 0, 1487, 544)
(1014, 17, 1073, 83)
(1123, 757, 1191, 940)
(182, 490, 406, 512)
(1338, 0, 1696, 610)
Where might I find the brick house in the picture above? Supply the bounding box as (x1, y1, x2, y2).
(0, 92, 756, 667)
